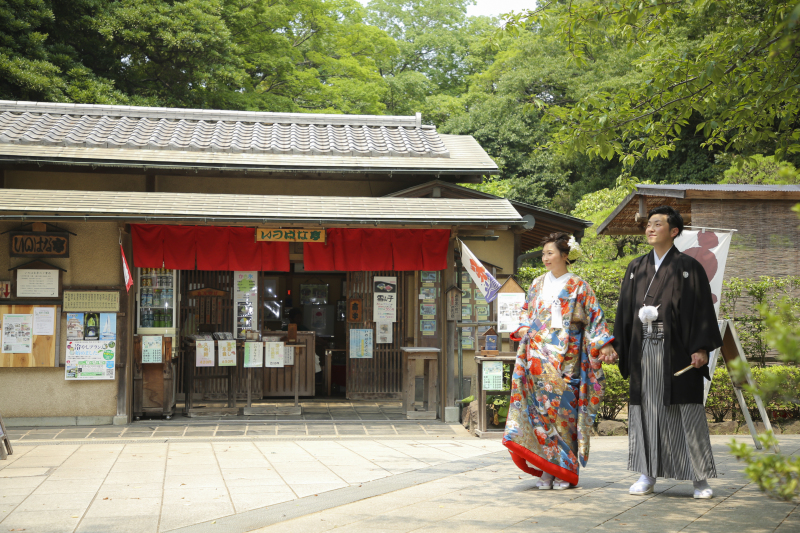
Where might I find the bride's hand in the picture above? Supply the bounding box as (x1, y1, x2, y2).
(598, 344, 618, 364)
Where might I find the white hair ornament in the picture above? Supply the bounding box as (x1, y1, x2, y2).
(567, 236, 582, 262)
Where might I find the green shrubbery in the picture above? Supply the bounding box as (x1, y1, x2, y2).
(600, 364, 800, 423)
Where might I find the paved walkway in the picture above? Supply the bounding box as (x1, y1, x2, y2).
(1, 431, 797, 533)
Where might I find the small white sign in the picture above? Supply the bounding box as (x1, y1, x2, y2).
(376, 322, 392, 344)
(497, 292, 526, 333)
(284, 345, 294, 366)
(17, 269, 59, 298)
(265, 342, 285, 368)
(196, 340, 214, 367)
(483, 361, 503, 391)
(32, 307, 55, 336)
(141, 336, 162, 364)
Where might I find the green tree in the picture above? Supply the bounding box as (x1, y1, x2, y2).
(503, 0, 800, 170)
(0, 0, 130, 104)
(366, 0, 497, 118)
(720, 154, 800, 185)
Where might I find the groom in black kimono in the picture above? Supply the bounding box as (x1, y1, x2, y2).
(612, 205, 723, 499)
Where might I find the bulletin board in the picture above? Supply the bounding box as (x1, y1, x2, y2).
(0, 305, 59, 367)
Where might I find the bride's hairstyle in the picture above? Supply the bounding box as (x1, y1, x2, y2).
(541, 232, 571, 257)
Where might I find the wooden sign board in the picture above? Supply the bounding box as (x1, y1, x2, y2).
(63, 291, 120, 312)
(256, 228, 326, 243)
(188, 288, 228, 297)
(10, 232, 69, 258)
(445, 286, 461, 321)
(498, 276, 525, 294)
(347, 298, 363, 322)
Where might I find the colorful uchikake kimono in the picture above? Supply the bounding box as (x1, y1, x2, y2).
(503, 273, 613, 486)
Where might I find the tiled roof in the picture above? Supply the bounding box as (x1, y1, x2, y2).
(638, 184, 800, 192)
(0, 189, 523, 226)
(0, 101, 448, 158)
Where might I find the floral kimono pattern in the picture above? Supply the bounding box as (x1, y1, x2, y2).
(503, 274, 613, 485)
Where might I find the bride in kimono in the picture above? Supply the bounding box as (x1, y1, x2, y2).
(505, 232, 617, 489)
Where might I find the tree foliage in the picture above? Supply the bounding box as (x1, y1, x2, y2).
(503, 0, 800, 171)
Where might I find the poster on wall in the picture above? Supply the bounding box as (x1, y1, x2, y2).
(373, 276, 397, 322)
(376, 322, 392, 344)
(65, 340, 115, 380)
(218, 340, 237, 366)
(66, 313, 84, 340)
(99, 313, 116, 340)
(196, 340, 215, 367)
(234, 271, 258, 339)
(350, 329, 373, 358)
(264, 341, 285, 367)
(141, 335, 162, 363)
(420, 319, 436, 336)
(244, 341, 263, 368)
(32, 307, 55, 336)
(2, 314, 33, 353)
(497, 292, 526, 333)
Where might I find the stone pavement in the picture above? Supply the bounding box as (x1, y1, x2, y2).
(0, 428, 797, 533)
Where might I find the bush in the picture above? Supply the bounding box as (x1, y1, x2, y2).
(599, 363, 629, 420)
(705, 365, 800, 422)
(705, 366, 738, 422)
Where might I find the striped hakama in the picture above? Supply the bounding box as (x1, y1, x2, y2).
(628, 322, 716, 481)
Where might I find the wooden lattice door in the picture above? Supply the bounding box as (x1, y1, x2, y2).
(345, 271, 406, 399)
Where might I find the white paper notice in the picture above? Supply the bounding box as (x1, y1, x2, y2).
(244, 341, 263, 368)
(497, 292, 526, 333)
(218, 340, 237, 366)
(373, 276, 397, 322)
(33, 307, 55, 336)
(2, 314, 33, 353)
(141, 336, 162, 364)
(284, 345, 294, 366)
(265, 342, 285, 368)
(196, 340, 214, 367)
(376, 322, 392, 344)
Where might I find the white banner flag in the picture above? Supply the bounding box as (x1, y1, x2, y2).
(674, 228, 734, 317)
(460, 240, 501, 303)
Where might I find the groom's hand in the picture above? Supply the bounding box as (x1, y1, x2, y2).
(691, 349, 708, 368)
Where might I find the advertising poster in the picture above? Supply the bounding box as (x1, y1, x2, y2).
(373, 276, 397, 322)
(420, 303, 436, 319)
(497, 292, 526, 333)
(2, 314, 33, 353)
(141, 335, 162, 364)
(476, 305, 490, 320)
(99, 313, 117, 340)
(349, 329, 373, 359)
(65, 340, 116, 380)
(196, 340, 215, 367)
(421, 271, 438, 282)
(32, 307, 55, 336)
(420, 319, 436, 336)
(218, 340, 237, 366)
(419, 287, 436, 301)
(462, 304, 472, 319)
(234, 271, 258, 339)
(483, 361, 503, 390)
(265, 341, 285, 367)
(244, 341, 263, 368)
(376, 322, 392, 344)
(66, 313, 84, 340)
(461, 336, 474, 349)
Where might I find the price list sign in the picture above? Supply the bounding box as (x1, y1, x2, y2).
(482, 361, 503, 391)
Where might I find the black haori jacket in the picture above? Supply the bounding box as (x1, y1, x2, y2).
(613, 247, 723, 406)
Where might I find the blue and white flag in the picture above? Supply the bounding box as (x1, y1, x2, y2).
(460, 240, 501, 303)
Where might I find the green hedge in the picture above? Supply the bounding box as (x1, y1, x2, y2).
(600, 364, 800, 422)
